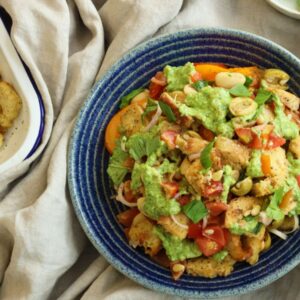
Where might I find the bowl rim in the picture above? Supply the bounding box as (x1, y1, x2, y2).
(68, 27, 300, 298)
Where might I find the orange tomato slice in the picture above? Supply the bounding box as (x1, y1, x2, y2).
(194, 64, 227, 81)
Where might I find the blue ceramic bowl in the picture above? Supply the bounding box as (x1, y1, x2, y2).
(68, 28, 300, 298)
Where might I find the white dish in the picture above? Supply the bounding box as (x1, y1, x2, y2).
(0, 18, 43, 173)
(266, 0, 300, 19)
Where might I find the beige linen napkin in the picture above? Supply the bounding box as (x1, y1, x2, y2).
(0, 0, 299, 299)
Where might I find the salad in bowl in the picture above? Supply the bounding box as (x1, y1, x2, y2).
(105, 62, 300, 280)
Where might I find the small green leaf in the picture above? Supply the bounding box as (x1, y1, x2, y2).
(119, 88, 144, 109)
(229, 84, 251, 97)
(244, 76, 253, 87)
(266, 187, 285, 221)
(159, 101, 176, 122)
(182, 199, 208, 223)
(192, 80, 209, 91)
(142, 99, 158, 122)
(200, 139, 215, 169)
(213, 250, 228, 262)
(255, 88, 272, 106)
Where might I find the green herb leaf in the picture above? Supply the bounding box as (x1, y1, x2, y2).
(213, 250, 228, 262)
(200, 139, 215, 169)
(182, 199, 208, 223)
(266, 187, 285, 221)
(159, 101, 176, 122)
(255, 88, 272, 106)
(192, 80, 209, 91)
(229, 84, 251, 97)
(126, 132, 161, 160)
(107, 141, 130, 186)
(119, 88, 144, 109)
(244, 76, 253, 87)
(142, 99, 158, 122)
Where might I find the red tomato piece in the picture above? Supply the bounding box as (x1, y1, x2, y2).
(160, 130, 179, 149)
(199, 125, 215, 141)
(161, 182, 179, 198)
(195, 236, 223, 257)
(117, 208, 140, 227)
(191, 71, 202, 82)
(187, 223, 203, 239)
(297, 175, 300, 187)
(202, 181, 223, 198)
(202, 225, 227, 247)
(177, 195, 191, 206)
(266, 133, 286, 149)
(149, 82, 164, 99)
(207, 215, 224, 226)
(248, 134, 263, 149)
(205, 202, 228, 216)
(235, 128, 253, 144)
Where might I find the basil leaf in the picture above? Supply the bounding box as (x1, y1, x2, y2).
(192, 80, 209, 91)
(119, 88, 144, 109)
(244, 76, 253, 87)
(159, 101, 176, 122)
(229, 84, 251, 97)
(266, 187, 285, 221)
(126, 132, 161, 160)
(200, 139, 215, 169)
(255, 88, 272, 106)
(142, 99, 158, 123)
(183, 199, 208, 223)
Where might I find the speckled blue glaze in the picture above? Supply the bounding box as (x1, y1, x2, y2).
(68, 28, 300, 298)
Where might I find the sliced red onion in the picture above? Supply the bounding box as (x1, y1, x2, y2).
(282, 215, 299, 234)
(143, 105, 162, 132)
(268, 228, 288, 240)
(259, 212, 273, 226)
(171, 215, 188, 229)
(173, 193, 181, 200)
(202, 216, 208, 229)
(188, 152, 201, 161)
(116, 183, 137, 207)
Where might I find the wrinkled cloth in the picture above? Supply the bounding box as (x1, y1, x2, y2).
(0, 0, 299, 299)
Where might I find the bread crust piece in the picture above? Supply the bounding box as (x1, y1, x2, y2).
(215, 136, 250, 171)
(225, 196, 263, 231)
(186, 256, 235, 278)
(128, 213, 161, 256)
(158, 213, 189, 240)
(120, 102, 144, 136)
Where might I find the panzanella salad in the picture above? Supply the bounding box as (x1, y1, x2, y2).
(105, 62, 300, 280)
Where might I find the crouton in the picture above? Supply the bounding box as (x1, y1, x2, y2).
(128, 213, 161, 256)
(245, 235, 264, 265)
(176, 131, 208, 155)
(225, 196, 263, 231)
(215, 136, 250, 171)
(180, 158, 206, 195)
(158, 213, 189, 240)
(186, 256, 235, 278)
(120, 102, 144, 136)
